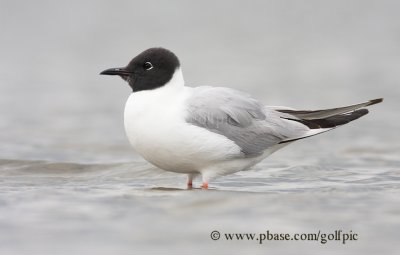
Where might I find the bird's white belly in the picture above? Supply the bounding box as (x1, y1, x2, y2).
(123, 90, 242, 174)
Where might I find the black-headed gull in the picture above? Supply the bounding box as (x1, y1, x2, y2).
(101, 47, 382, 189)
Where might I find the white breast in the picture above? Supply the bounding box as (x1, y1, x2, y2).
(123, 69, 241, 174)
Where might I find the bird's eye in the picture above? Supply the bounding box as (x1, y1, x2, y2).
(143, 62, 153, 70)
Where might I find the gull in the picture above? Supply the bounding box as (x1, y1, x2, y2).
(100, 47, 382, 189)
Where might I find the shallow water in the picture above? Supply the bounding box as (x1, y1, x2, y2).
(1, 144, 399, 255)
(1, 0, 400, 254)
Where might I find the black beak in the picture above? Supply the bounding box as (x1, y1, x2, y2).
(100, 67, 132, 76)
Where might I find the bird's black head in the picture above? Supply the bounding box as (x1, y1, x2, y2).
(100, 47, 180, 92)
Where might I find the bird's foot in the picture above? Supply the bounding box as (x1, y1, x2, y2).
(201, 182, 209, 190)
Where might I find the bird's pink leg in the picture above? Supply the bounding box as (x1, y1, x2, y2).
(201, 174, 210, 189)
(187, 174, 194, 189)
(201, 182, 209, 189)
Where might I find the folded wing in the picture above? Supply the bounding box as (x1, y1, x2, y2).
(185, 86, 382, 156)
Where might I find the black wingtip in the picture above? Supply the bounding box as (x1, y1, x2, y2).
(322, 108, 369, 127)
(282, 108, 369, 130)
(367, 98, 383, 106)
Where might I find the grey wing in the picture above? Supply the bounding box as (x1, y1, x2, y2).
(185, 87, 308, 157)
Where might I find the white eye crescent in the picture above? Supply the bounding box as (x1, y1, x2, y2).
(143, 62, 153, 70)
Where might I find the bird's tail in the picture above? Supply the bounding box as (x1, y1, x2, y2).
(276, 98, 383, 144)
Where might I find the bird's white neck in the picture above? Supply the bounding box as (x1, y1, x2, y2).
(125, 68, 186, 111)
(126, 68, 185, 103)
(166, 67, 185, 89)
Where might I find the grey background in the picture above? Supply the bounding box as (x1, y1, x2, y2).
(1, 0, 398, 163)
(0, 1, 399, 255)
